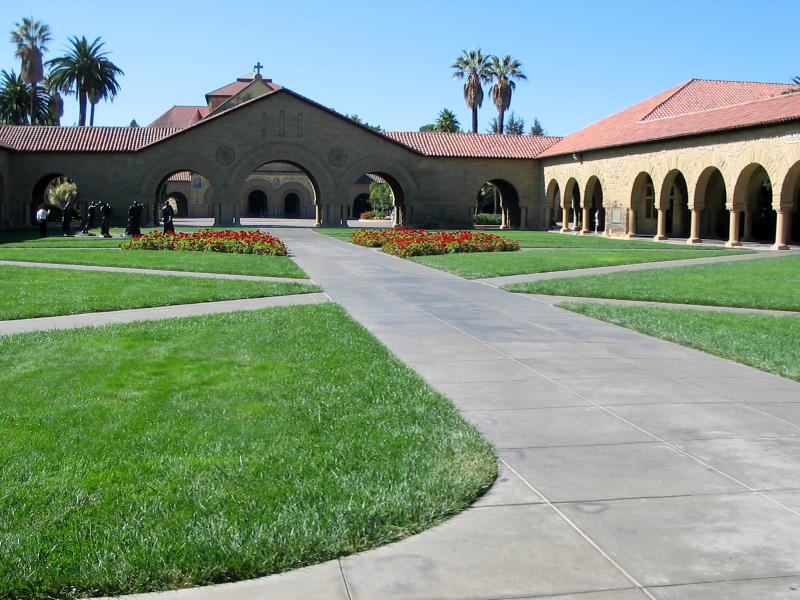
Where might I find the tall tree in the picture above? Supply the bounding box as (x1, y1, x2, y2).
(10, 17, 51, 125)
(433, 108, 461, 132)
(43, 71, 65, 126)
(451, 49, 492, 133)
(485, 116, 501, 134)
(488, 54, 527, 134)
(504, 111, 525, 135)
(47, 36, 123, 126)
(529, 117, 545, 136)
(0, 69, 52, 124)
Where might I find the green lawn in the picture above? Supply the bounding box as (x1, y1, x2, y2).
(508, 255, 800, 311)
(0, 304, 495, 599)
(316, 227, 734, 250)
(409, 248, 746, 279)
(0, 248, 307, 278)
(0, 227, 252, 248)
(561, 302, 800, 381)
(0, 265, 317, 320)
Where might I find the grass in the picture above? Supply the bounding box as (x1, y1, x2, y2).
(561, 302, 800, 381)
(0, 248, 308, 278)
(507, 255, 800, 311)
(0, 265, 318, 320)
(316, 227, 735, 250)
(0, 304, 496, 599)
(0, 227, 252, 248)
(408, 248, 747, 279)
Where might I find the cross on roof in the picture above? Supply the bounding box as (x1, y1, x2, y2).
(254, 62, 264, 77)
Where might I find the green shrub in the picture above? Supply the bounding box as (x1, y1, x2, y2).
(473, 213, 501, 225)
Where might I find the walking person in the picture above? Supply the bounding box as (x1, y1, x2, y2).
(162, 201, 175, 234)
(36, 205, 49, 237)
(62, 199, 72, 236)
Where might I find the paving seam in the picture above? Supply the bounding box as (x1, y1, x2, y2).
(337, 559, 354, 600)
(314, 237, 800, 522)
(0, 259, 315, 284)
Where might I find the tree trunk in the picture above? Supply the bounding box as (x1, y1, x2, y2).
(90, 102, 96, 126)
(78, 91, 87, 126)
(498, 108, 506, 135)
(471, 105, 478, 133)
(30, 81, 37, 125)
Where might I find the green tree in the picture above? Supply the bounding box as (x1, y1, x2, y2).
(451, 48, 492, 133)
(488, 54, 527, 134)
(433, 108, 461, 132)
(368, 182, 394, 214)
(485, 116, 501, 134)
(529, 117, 545, 136)
(419, 123, 435, 131)
(129, 118, 139, 127)
(47, 36, 124, 126)
(504, 111, 525, 135)
(10, 17, 51, 125)
(344, 113, 383, 132)
(0, 69, 52, 124)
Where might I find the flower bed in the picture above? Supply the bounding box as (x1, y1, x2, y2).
(352, 228, 519, 257)
(122, 230, 288, 256)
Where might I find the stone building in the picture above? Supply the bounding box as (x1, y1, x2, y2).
(0, 73, 798, 248)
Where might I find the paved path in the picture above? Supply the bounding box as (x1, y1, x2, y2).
(104, 228, 800, 600)
(0, 293, 329, 336)
(477, 250, 791, 287)
(530, 294, 800, 317)
(0, 259, 312, 284)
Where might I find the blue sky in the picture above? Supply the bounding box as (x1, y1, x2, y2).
(2, 0, 798, 135)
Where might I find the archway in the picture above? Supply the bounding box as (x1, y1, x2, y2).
(546, 179, 561, 229)
(155, 170, 213, 223)
(563, 178, 581, 231)
(661, 170, 690, 238)
(473, 179, 520, 229)
(240, 161, 317, 221)
(781, 161, 800, 245)
(31, 173, 80, 227)
(349, 172, 406, 227)
(734, 164, 773, 244)
(584, 176, 605, 234)
(694, 167, 728, 241)
(247, 189, 268, 217)
(352, 193, 371, 219)
(631, 172, 657, 236)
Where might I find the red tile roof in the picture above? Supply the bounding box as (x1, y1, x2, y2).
(0, 126, 180, 152)
(540, 79, 800, 158)
(205, 77, 280, 99)
(167, 171, 192, 182)
(384, 131, 563, 159)
(148, 105, 205, 128)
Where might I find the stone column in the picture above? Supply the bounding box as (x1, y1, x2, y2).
(313, 204, 322, 227)
(773, 209, 791, 250)
(572, 206, 580, 231)
(561, 204, 570, 232)
(743, 210, 753, 242)
(627, 209, 637, 237)
(687, 208, 702, 244)
(725, 209, 741, 247)
(581, 207, 591, 234)
(654, 208, 667, 241)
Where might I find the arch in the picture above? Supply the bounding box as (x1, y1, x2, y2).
(153, 169, 215, 223)
(781, 161, 800, 244)
(352, 193, 371, 219)
(660, 169, 690, 238)
(733, 163, 774, 243)
(631, 171, 657, 236)
(246, 189, 268, 217)
(546, 179, 561, 228)
(31, 173, 80, 227)
(369, 172, 407, 227)
(487, 178, 520, 229)
(563, 177, 581, 231)
(284, 192, 300, 217)
(693, 166, 728, 240)
(584, 176, 605, 233)
(166, 191, 189, 217)
(138, 152, 222, 206)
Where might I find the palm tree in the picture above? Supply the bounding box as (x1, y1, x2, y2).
(47, 36, 123, 126)
(0, 69, 52, 124)
(433, 108, 461, 132)
(488, 54, 527, 134)
(10, 17, 52, 125)
(451, 49, 492, 133)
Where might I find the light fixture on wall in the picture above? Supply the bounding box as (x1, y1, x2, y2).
(572, 153, 583, 162)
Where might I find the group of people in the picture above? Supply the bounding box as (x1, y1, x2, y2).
(36, 199, 177, 238)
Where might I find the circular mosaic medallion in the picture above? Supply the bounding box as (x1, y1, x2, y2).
(215, 145, 236, 166)
(328, 147, 347, 168)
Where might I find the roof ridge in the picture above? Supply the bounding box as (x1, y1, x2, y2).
(690, 77, 798, 87)
(639, 79, 697, 122)
(639, 88, 800, 123)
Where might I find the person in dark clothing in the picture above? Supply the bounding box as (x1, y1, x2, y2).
(100, 202, 112, 238)
(127, 200, 143, 236)
(62, 200, 72, 236)
(82, 201, 97, 234)
(162, 202, 175, 234)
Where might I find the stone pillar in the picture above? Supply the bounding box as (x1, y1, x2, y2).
(581, 207, 590, 234)
(500, 207, 508, 229)
(725, 209, 741, 247)
(627, 209, 637, 237)
(687, 208, 702, 244)
(340, 204, 349, 227)
(654, 208, 667, 241)
(743, 210, 753, 242)
(314, 204, 322, 227)
(572, 206, 580, 231)
(560, 204, 570, 232)
(773, 209, 791, 250)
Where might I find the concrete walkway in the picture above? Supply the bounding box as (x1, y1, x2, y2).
(0, 259, 312, 284)
(477, 249, 791, 287)
(0, 293, 329, 336)
(101, 228, 800, 600)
